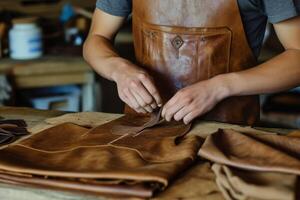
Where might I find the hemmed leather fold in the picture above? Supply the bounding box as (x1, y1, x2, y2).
(0, 114, 201, 198)
(199, 129, 300, 175)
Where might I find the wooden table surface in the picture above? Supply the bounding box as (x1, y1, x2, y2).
(0, 106, 293, 200)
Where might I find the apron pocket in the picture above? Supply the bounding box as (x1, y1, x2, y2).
(197, 28, 232, 78)
(141, 23, 232, 94)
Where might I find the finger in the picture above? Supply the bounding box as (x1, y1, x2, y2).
(139, 74, 162, 106)
(183, 110, 200, 124)
(163, 101, 186, 122)
(131, 78, 154, 105)
(162, 94, 181, 118)
(121, 93, 144, 113)
(120, 92, 136, 113)
(119, 92, 128, 104)
(150, 102, 157, 109)
(131, 82, 154, 108)
(123, 89, 139, 110)
(136, 107, 147, 114)
(162, 93, 181, 117)
(145, 105, 153, 113)
(173, 106, 194, 122)
(132, 89, 153, 113)
(123, 88, 146, 113)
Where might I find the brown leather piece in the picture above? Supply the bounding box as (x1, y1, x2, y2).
(212, 164, 297, 200)
(199, 129, 300, 175)
(0, 120, 27, 127)
(111, 108, 164, 136)
(156, 161, 224, 200)
(129, 0, 260, 125)
(0, 172, 154, 198)
(0, 114, 201, 198)
(0, 119, 29, 145)
(288, 130, 300, 138)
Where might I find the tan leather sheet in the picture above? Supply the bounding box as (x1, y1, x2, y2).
(0, 114, 202, 198)
(156, 162, 223, 200)
(212, 164, 297, 200)
(199, 129, 300, 175)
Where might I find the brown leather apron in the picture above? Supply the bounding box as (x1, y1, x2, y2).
(129, 0, 260, 125)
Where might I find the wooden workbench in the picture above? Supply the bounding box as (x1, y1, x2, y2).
(0, 106, 293, 200)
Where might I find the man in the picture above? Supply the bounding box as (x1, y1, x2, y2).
(83, 0, 300, 125)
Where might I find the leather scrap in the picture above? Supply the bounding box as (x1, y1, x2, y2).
(156, 161, 224, 200)
(212, 164, 297, 200)
(199, 129, 300, 175)
(111, 108, 164, 136)
(0, 119, 29, 145)
(288, 130, 300, 138)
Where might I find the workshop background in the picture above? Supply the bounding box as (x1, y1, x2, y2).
(0, 0, 299, 128)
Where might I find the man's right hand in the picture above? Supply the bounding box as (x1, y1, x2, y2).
(112, 63, 162, 113)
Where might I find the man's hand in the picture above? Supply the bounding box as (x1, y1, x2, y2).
(83, 9, 162, 113)
(161, 76, 230, 124)
(112, 63, 162, 113)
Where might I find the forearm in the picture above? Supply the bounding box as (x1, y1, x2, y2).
(217, 49, 300, 97)
(83, 34, 135, 81)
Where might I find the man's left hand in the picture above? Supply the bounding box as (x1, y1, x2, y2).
(161, 76, 230, 124)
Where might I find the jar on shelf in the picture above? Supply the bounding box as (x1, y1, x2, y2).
(9, 17, 43, 60)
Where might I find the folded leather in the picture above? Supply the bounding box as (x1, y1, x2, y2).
(0, 119, 28, 145)
(156, 161, 224, 200)
(212, 164, 297, 200)
(0, 172, 154, 198)
(199, 129, 300, 175)
(0, 114, 201, 198)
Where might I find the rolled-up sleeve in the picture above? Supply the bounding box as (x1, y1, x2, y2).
(96, 0, 132, 17)
(263, 0, 300, 23)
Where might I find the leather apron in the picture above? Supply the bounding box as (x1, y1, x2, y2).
(130, 0, 260, 125)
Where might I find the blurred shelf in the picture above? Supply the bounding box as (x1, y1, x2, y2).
(0, 0, 95, 18)
(0, 56, 95, 111)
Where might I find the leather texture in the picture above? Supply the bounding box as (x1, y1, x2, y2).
(199, 129, 300, 175)
(212, 164, 297, 200)
(0, 172, 154, 198)
(156, 161, 224, 200)
(0, 114, 201, 198)
(0, 120, 28, 145)
(129, 0, 260, 125)
(288, 130, 300, 138)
